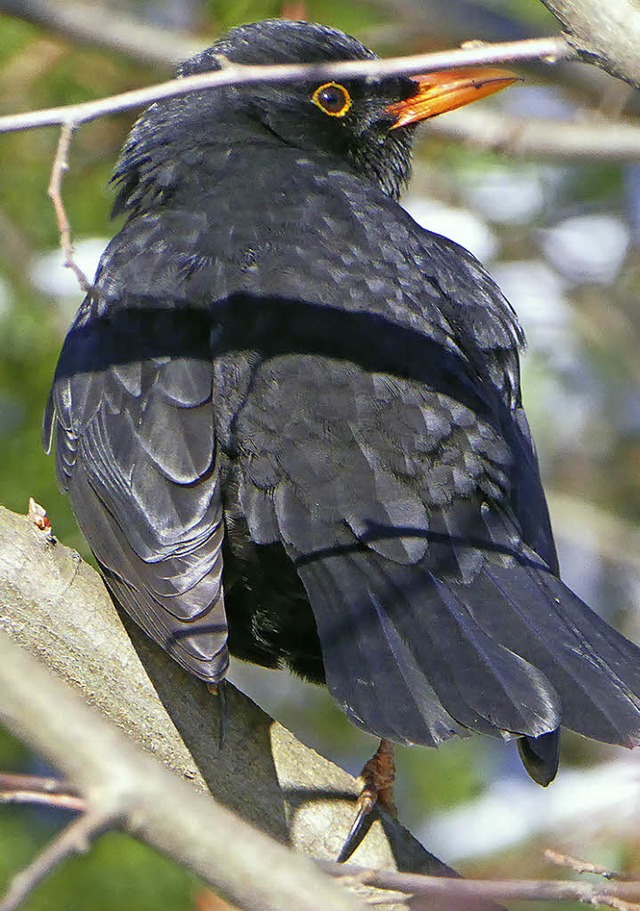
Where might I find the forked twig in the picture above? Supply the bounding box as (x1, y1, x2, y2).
(545, 849, 634, 882)
(47, 121, 92, 293)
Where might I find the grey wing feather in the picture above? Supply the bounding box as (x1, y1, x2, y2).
(47, 288, 229, 683)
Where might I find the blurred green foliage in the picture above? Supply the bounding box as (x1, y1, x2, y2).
(0, 807, 199, 911)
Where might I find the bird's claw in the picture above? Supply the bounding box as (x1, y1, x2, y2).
(337, 739, 396, 863)
(337, 794, 376, 863)
(207, 680, 228, 750)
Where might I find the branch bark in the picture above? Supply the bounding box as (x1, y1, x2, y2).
(0, 627, 365, 911)
(0, 504, 455, 897)
(539, 0, 640, 88)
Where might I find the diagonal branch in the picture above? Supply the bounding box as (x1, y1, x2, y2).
(0, 629, 366, 911)
(3, 3, 639, 161)
(0, 503, 457, 894)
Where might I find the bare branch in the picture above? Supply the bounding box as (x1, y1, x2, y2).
(47, 123, 92, 292)
(544, 849, 632, 881)
(0, 773, 85, 812)
(1, 30, 637, 163)
(539, 0, 640, 88)
(0, 503, 456, 894)
(0, 36, 573, 135)
(0, 629, 367, 911)
(5, 0, 640, 162)
(320, 860, 640, 908)
(0, 810, 114, 911)
(427, 105, 640, 161)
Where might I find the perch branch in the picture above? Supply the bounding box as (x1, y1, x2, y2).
(0, 503, 458, 901)
(0, 629, 365, 911)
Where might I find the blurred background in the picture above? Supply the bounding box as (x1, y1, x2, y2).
(1, 1, 639, 908)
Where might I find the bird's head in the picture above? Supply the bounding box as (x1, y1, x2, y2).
(113, 19, 515, 211)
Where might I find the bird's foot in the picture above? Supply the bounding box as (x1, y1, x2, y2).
(338, 738, 396, 863)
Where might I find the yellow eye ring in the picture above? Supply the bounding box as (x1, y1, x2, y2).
(311, 82, 352, 118)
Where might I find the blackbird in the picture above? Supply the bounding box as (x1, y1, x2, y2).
(46, 19, 640, 816)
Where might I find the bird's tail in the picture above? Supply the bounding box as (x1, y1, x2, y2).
(297, 544, 640, 757)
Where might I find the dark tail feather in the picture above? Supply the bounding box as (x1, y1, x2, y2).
(296, 552, 468, 746)
(518, 730, 559, 786)
(297, 547, 560, 748)
(297, 543, 640, 757)
(477, 553, 640, 747)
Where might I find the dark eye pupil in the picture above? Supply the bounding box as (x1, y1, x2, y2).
(319, 87, 345, 112)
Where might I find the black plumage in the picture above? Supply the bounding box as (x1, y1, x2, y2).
(46, 19, 640, 788)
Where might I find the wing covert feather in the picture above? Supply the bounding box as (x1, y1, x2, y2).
(49, 266, 228, 682)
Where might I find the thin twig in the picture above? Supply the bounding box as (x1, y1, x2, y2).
(46, 122, 92, 292)
(0, 809, 114, 911)
(16, 34, 578, 298)
(0, 36, 573, 134)
(0, 772, 85, 812)
(603, 900, 640, 911)
(319, 860, 640, 906)
(544, 849, 633, 882)
(0, 33, 636, 162)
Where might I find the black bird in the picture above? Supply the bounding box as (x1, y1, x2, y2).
(46, 19, 640, 828)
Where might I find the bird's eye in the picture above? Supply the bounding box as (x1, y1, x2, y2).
(311, 82, 352, 118)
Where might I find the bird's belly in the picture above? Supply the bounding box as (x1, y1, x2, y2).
(223, 540, 326, 685)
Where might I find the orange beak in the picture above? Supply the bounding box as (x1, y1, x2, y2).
(387, 67, 519, 128)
